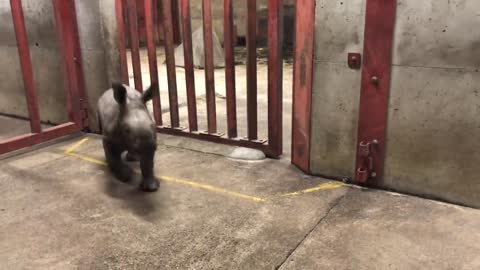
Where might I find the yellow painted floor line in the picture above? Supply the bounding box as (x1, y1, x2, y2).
(63, 138, 344, 203)
(281, 182, 345, 197)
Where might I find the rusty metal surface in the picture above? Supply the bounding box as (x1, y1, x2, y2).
(156, 126, 278, 158)
(10, 0, 41, 134)
(126, 0, 143, 91)
(355, 0, 397, 183)
(266, 0, 283, 157)
(180, 0, 198, 132)
(291, 0, 315, 172)
(202, 0, 217, 134)
(224, 0, 237, 138)
(246, 0, 258, 140)
(348, 52, 362, 70)
(115, 0, 130, 84)
(162, 0, 180, 127)
(144, 0, 163, 126)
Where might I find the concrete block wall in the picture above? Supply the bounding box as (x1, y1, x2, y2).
(310, 0, 480, 208)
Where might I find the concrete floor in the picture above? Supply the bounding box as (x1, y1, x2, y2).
(0, 134, 479, 269)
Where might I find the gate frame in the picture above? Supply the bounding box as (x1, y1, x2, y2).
(0, 0, 87, 155)
(291, 0, 315, 173)
(116, 0, 284, 158)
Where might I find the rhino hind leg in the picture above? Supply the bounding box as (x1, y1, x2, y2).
(103, 139, 133, 182)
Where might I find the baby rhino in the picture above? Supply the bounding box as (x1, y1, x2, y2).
(97, 82, 159, 192)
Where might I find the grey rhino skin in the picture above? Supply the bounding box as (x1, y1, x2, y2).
(97, 82, 159, 192)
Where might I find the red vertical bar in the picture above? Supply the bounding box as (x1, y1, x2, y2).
(162, 0, 180, 127)
(171, 0, 181, 44)
(10, 0, 41, 133)
(224, 0, 237, 138)
(52, 0, 87, 128)
(144, 0, 162, 126)
(291, 0, 314, 172)
(126, 0, 143, 92)
(180, 0, 198, 132)
(115, 0, 129, 84)
(355, 0, 397, 183)
(246, 0, 257, 140)
(267, 0, 283, 157)
(202, 0, 217, 134)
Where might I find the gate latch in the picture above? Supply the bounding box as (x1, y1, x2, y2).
(356, 139, 378, 183)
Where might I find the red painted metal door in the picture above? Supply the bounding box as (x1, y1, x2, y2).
(355, 0, 397, 183)
(0, 0, 86, 155)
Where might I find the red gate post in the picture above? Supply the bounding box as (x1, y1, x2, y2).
(355, 0, 397, 183)
(267, 0, 283, 157)
(246, 0, 258, 140)
(162, 0, 180, 128)
(180, 0, 198, 132)
(144, 0, 163, 126)
(115, 0, 130, 84)
(10, 0, 42, 134)
(202, 0, 217, 134)
(224, 0, 238, 138)
(126, 0, 143, 91)
(291, 0, 315, 172)
(52, 0, 87, 128)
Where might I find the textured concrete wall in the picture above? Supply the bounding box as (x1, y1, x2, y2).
(0, 0, 117, 130)
(310, 0, 480, 207)
(76, 0, 120, 131)
(0, 0, 67, 124)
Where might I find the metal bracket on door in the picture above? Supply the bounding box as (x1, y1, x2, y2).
(356, 139, 379, 183)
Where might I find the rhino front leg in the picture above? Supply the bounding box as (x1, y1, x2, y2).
(103, 139, 133, 182)
(125, 151, 139, 162)
(139, 148, 159, 192)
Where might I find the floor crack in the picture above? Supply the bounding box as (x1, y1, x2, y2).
(274, 193, 347, 270)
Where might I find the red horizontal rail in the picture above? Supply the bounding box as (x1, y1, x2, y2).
(156, 126, 278, 158)
(0, 123, 79, 155)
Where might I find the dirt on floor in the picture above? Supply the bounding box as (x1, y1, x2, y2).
(0, 134, 479, 269)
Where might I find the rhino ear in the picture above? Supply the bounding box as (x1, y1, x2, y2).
(142, 82, 158, 104)
(112, 82, 127, 104)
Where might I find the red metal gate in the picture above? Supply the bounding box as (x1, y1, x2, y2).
(116, 0, 284, 158)
(0, 0, 86, 155)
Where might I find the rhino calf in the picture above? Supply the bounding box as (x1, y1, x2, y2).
(97, 82, 159, 192)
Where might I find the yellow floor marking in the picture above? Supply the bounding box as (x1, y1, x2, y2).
(281, 182, 345, 197)
(62, 138, 344, 203)
(64, 137, 90, 154)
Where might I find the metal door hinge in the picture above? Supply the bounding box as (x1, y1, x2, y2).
(356, 139, 379, 183)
